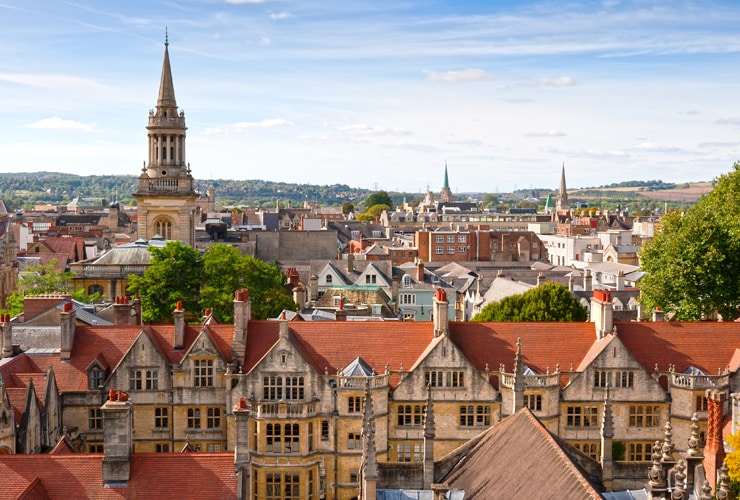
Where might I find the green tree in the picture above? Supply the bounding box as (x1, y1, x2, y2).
(481, 193, 499, 209)
(639, 163, 740, 321)
(341, 201, 355, 215)
(2, 259, 74, 317)
(472, 282, 587, 322)
(200, 244, 296, 322)
(365, 191, 393, 209)
(128, 241, 204, 323)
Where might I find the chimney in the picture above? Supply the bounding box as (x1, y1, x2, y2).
(433, 288, 449, 338)
(583, 270, 593, 292)
(335, 299, 347, 322)
(173, 301, 185, 350)
(536, 272, 545, 286)
(60, 302, 76, 360)
(392, 276, 399, 314)
(568, 274, 575, 291)
(234, 397, 251, 500)
(347, 253, 354, 273)
(590, 290, 613, 340)
(616, 270, 625, 291)
(279, 318, 289, 340)
(417, 259, 425, 282)
(309, 275, 318, 301)
(652, 306, 665, 322)
(232, 289, 251, 362)
(0, 314, 12, 358)
(292, 285, 306, 310)
(703, 389, 728, 493)
(101, 390, 133, 485)
(113, 296, 131, 326)
(132, 294, 141, 326)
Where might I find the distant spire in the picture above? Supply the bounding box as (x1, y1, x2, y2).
(443, 161, 450, 189)
(157, 30, 177, 109)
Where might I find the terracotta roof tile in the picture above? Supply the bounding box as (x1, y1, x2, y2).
(242, 321, 434, 386)
(449, 322, 597, 387)
(616, 322, 740, 374)
(0, 453, 237, 499)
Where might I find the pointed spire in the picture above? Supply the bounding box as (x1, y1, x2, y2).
(157, 31, 177, 109)
(443, 161, 450, 189)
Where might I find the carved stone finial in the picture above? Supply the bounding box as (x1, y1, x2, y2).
(661, 420, 674, 462)
(601, 384, 614, 438)
(699, 480, 713, 500)
(647, 440, 663, 485)
(718, 461, 730, 500)
(671, 459, 686, 499)
(687, 412, 702, 456)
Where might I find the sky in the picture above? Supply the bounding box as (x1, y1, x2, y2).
(2, 0, 740, 195)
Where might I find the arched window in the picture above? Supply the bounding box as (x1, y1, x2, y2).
(88, 284, 103, 296)
(152, 216, 173, 240)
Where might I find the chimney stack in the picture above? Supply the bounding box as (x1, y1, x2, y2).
(173, 301, 185, 350)
(583, 269, 593, 292)
(703, 389, 728, 493)
(113, 296, 132, 326)
(590, 290, 613, 340)
(536, 272, 545, 286)
(309, 275, 318, 301)
(616, 270, 625, 291)
(60, 302, 76, 360)
(417, 259, 425, 282)
(652, 307, 665, 322)
(232, 289, 251, 362)
(102, 389, 133, 485)
(292, 285, 306, 310)
(347, 253, 354, 273)
(433, 288, 449, 338)
(0, 314, 12, 358)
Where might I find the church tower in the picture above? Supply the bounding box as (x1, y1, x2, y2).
(439, 161, 454, 203)
(553, 163, 571, 222)
(133, 33, 197, 246)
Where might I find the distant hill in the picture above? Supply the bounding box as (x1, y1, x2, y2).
(0, 172, 374, 210)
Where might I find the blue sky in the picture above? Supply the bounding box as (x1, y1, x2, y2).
(2, 0, 740, 194)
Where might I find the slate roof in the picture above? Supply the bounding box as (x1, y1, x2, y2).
(0, 453, 237, 499)
(442, 408, 604, 499)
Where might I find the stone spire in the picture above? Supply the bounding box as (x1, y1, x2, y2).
(423, 384, 436, 489)
(554, 163, 570, 221)
(512, 337, 524, 414)
(443, 161, 450, 190)
(600, 385, 614, 491)
(361, 379, 377, 500)
(439, 161, 453, 203)
(157, 29, 177, 110)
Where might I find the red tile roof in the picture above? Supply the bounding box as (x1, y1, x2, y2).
(449, 322, 597, 387)
(241, 321, 435, 386)
(616, 321, 740, 374)
(0, 453, 237, 499)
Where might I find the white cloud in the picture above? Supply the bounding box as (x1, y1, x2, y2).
(539, 76, 576, 87)
(259, 37, 271, 46)
(716, 117, 740, 127)
(0, 73, 104, 91)
(204, 119, 293, 136)
(270, 11, 291, 20)
(25, 117, 93, 132)
(524, 130, 566, 138)
(338, 124, 412, 137)
(427, 69, 496, 83)
(633, 142, 684, 153)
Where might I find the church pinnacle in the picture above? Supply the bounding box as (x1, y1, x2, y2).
(157, 31, 177, 110)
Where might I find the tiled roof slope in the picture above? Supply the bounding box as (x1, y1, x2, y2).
(443, 408, 604, 499)
(449, 322, 597, 387)
(616, 321, 740, 374)
(242, 321, 435, 385)
(0, 453, 236, 499)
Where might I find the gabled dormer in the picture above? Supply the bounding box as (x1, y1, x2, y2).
(86, 356, 109, 391)
(107, 330, 170, 395)
(355, 263, 391, 288)
(175, 328, 228, 390)
(316, 262, 349, 289)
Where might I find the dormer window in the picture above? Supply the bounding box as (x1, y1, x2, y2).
(88, 366, 104, 390)
(325, 275, 333, 284)
(365, 274, 376, 284)
(403, 275, 412, 287)
(193, 359, 214, 387)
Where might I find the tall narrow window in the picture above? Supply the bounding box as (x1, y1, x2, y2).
(187, 408, 201, 429)
(207, 408, 221, 429)
(146, 370, 158, 390)
(194, 359, 214, 387)
(129, 370, 142, 391)
(154, 407, 168, 428)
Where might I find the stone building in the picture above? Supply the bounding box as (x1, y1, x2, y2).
(133, 37, 198, 246)
(1, 287, 740, 497)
